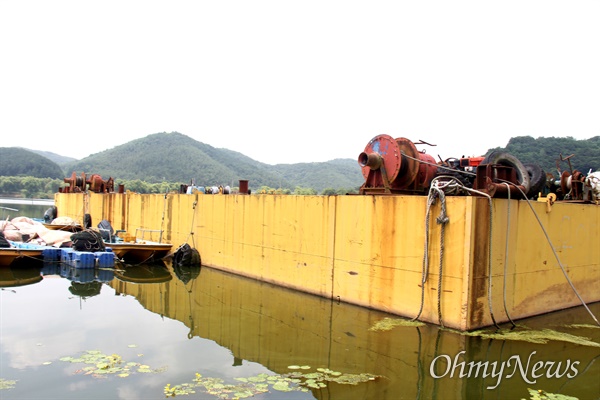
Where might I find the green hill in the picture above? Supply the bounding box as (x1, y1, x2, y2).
(10, 133, 595, 195)
(28, 150, 77, 166)
(63, 132, 364, 193)
(0, 148, 64, 179)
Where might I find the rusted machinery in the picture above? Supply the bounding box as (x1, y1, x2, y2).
(548, 154, 599, 201)
(472, 151, 531, 199)
(61, 172, 115, 193)
(358, 135, 599, 202)
(547, 168, 600, 202)
(357, 135, 534, 198)
(358, 135, 438, 195)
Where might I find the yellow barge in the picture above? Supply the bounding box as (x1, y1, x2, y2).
(54, 190, 599, 331)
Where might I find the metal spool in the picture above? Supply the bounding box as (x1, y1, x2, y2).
(358, 134, 434, 193)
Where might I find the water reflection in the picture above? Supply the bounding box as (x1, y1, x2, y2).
(113, 261, 173, 284)
(107, 261, 600, 400)
(68, 280, 103, 299)
(172, 262, 201, 285)
(42, 262, 115, 284)
(0, 254, 598, 399)
(0, 265, 42, 288)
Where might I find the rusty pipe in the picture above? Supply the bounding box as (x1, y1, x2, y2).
(358, 152, 382, 170)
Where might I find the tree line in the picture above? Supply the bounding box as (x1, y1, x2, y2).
(0, 176, 359, 199)
(0, 177, 182, 198)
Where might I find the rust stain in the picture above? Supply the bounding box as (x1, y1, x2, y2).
(469, 198, 491, 328)
(512, 279, 600, 317)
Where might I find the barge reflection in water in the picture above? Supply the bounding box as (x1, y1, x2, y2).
(0, 258, 598, 400)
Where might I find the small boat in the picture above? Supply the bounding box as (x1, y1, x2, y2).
(0, 247, 44, 267)
(102, 227, 172, 264)
(43, 215, 84, 232)
(109, 241, 173, 264)
(42, 223, 83, 232)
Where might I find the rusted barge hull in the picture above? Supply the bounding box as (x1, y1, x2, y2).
(54, 191, 599, 331)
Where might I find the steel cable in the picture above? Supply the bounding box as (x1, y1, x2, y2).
(395, 152, 598, 327)
(501, 182, 516, 327)
(497, 179, 600, 327)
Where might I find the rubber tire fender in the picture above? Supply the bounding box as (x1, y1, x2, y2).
(481, 151, 531, 193)
(84, 213, 92, 229)
(44, 206, 58, 223)
(523, 163, 546, 199)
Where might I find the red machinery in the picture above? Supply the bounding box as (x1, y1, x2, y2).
(61, 172, 115, 193)
(473, 151, 530, 199)
(358, 135, 438, 195)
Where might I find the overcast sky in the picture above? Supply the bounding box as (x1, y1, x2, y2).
(1, 1, 598, 165)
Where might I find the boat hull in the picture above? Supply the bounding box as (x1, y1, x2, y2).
(43, 223, 82, 232)
(0, 248, 44, 267)
(109, 242, 172, 264)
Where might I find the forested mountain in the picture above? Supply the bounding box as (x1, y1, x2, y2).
(488, 136, 600, 177)
(4, 133, 597, 196)
(28, 150, 77, 166)
(0, 148, 64, 179)
(63, 132, 364, 192)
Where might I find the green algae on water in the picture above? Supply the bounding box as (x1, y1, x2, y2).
(164, 367, 381, 398)
(523, 388, 579, 400)
(562, 323, 600, 330)
(462, 327, 600, 348)
(59, 349, 166, 378)
(0, 378, 18, 390)
(369, 317, 425, 331)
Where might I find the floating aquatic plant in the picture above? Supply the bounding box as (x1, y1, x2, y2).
(163, 366, 380, 398)
(369, 317, 425, 331)
(562, 324, 600, 330)
(462, 328, 600, 348)
(0, 378, 18, 390)
(59, 349, 166, 378)
(524, 388, 579, 400)
(164, 383, 196, 397)
(286, 365, 310, 370)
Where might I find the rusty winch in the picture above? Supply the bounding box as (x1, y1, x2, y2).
(61, 172, 115, 193)
(358, 135, 438, 195)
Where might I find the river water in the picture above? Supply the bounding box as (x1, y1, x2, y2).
(1, 201, 599, 400)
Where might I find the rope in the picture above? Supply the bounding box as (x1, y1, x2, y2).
(434, 185, 449, 327)
(431, 175, 599, 327)
(427, 176, 500, 328)
(401, 152, 598, 327)
(412, 180, 449, 327)
(160, 192, 168, 243)
(412, 190, 435, 321)
(71, 229, 106, 252)
(498, 179, 600, 327)
(186, 198, 198, 248)
(501, 183, 516, 327)
(415, 327, 424, 399)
